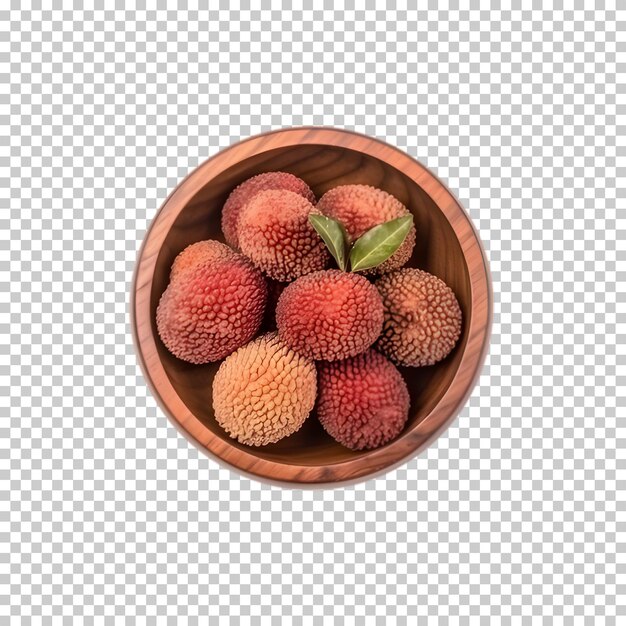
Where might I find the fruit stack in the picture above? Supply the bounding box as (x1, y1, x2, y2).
(156, 172, 462, 451)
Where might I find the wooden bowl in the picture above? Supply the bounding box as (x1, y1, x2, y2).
(132, 128, 492, 485)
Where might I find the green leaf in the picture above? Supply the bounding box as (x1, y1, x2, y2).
(349, 215, 414, 272)
(309, 214, 349, 271)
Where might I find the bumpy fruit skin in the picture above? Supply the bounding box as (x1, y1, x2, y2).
(317, 184, 416, 274)
(212, 333, 317, 446)
(170, 240, 235, 279)
(156, 245, 267, 364)
(376, 268, 462, 367)
(221, 172, 316, 248)
(237, 190, 330, 281)
(276, 269, 384, 361)
(316, 349, 409, 451)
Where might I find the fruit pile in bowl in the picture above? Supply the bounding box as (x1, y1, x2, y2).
(155, 172, 462, 452)
(132, 128, 491, 484)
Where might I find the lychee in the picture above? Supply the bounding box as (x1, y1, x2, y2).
(316, 349, 410, 451)
(376, 268, 462, 367)
(237, 189, 330, 281)
(276, 269, 384, 361)
(156, 243, 267, 364)
(212, 333, 317, 446)
(317, 184, 416, 274)
(170, 239, 235, 279)
(221, 171, 316, 248)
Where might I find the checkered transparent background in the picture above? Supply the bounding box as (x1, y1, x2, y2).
(2, 4, 624, 623)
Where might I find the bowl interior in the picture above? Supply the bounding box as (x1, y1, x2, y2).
(150, 144, 472, 466)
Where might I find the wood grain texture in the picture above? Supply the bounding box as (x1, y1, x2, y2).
(131, 128, 492, 485)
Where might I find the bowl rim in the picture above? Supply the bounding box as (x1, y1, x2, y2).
(131, 126, 493, 486)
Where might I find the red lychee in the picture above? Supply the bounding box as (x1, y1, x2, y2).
(237, 189, 330, 281)
(156, 243, 267, 363)
(221, 171, 316, 248)
(276, 269, 384, 361)
(316, 349, 410, 450)
(170, 240, 235, 279)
